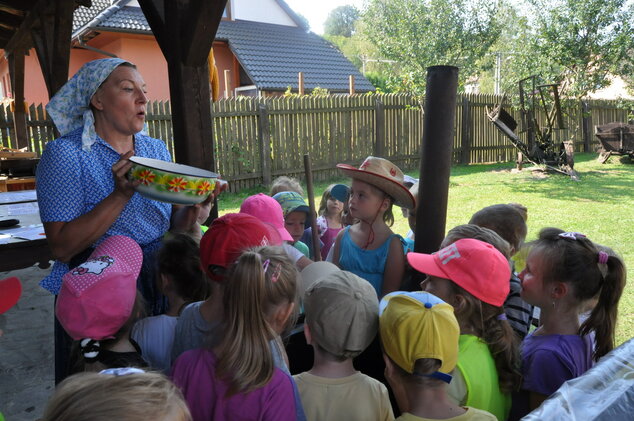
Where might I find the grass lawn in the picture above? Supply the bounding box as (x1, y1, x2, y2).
(217, 153, 634, 345)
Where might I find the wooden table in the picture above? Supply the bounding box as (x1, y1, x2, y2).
(0, 190, 52, 272)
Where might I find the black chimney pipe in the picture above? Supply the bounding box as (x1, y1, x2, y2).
(414, 65, 459, 254)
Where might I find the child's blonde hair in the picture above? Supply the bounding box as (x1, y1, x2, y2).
(217, 246, 299, 395)
(42, 371, 191, 421)
(441, 226, 520, 393)
(270, 176, 304, 196)
(469, 204, 528, 254)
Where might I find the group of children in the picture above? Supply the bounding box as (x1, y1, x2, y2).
(38, 156, 627, 421)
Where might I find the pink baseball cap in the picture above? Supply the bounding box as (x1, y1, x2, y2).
(0, 276, 22, 314)
(240, 193, 293, 242)
(56, 235, 142, 340)
(200, 213, 282, 281)
(407, 238, 511, 307)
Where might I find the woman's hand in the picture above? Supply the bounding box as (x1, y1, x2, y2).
(111, 150, 139, 199)
(171, 179, 228, 239)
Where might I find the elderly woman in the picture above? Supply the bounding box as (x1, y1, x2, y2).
(36, 58, 220, 382)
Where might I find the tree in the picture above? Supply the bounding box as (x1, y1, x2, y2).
(361, 0, 501, 94)
(504, 0, 634, 99)
(324, 5, 360, 37)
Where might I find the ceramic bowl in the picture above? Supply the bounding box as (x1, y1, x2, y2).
(128, 157, 219, 205)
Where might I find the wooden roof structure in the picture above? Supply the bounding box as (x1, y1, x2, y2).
(1, 0, 227, 199)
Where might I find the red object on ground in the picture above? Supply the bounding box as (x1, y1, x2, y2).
(0, 276, 22, 314)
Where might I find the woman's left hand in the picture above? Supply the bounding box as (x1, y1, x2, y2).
(171, 180, 228, 239)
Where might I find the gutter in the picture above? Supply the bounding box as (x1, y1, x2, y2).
(74, 35, 118, 58)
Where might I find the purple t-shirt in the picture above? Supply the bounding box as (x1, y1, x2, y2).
(171, 348, 296, 421)
(509, 333, 594, 420)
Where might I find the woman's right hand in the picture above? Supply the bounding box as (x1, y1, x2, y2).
(111, 150, 139, 199)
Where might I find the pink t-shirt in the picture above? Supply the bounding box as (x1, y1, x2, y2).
(171, 348, 296, 421)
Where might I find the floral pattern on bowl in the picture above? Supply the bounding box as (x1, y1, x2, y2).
(129, 157, 218, 205)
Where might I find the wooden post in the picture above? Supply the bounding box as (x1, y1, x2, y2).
(224, 69, 232, 98)
(349, 75, 355, 95)
(258, 102, 272, 186)
(460, 95, 471, 164)
(375, 97, 385, 157)
(8, 51, 28, 150)
(304, 154, 321, 261)
(415, 66, 459, 254)
(581, 100, 591, 153)
(298, 72, 304, 95)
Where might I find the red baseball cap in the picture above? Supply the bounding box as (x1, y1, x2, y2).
(200, 213, 282, 281)
(407, 238, 511, 307)
(0, 276, 22, 314)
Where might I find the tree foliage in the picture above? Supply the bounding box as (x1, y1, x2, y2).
(362, 0, 501, 94)
(503, 0, 634, 99)
(324, 5, 360, 37)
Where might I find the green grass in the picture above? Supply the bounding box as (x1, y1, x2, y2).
(218, 153, 634, 345)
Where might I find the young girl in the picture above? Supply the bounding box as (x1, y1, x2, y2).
(333, 156, 415, 297)
(171, 246, 300, 421)
(42, 371, 191, 421)
(509, 228, 626, 420)
(132, 234, 209, 373)
(316, 184, 348, 260)
(409, 238, 521, 421)
(56, 236, 149, 374)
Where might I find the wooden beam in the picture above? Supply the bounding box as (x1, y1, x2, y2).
(137, 0, 168, 57)
(7, 50, 28, 149)
(30, 0, 74, 99)
(0, 6, 26, 17)
(181, 0, 225, 66)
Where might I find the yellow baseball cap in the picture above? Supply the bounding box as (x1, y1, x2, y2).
(379, 291, 459, 382)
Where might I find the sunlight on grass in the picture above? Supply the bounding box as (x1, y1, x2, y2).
(218, 153, 634, 344)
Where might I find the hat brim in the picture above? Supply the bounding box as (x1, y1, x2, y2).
(407, 252, 448, 280)
(337, 164, 415, 209)
(277, 226, 294, 242)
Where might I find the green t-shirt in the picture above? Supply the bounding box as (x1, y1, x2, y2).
(293, 240, 310, 258)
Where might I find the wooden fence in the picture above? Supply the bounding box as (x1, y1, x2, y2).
(0, 94, 632, 192)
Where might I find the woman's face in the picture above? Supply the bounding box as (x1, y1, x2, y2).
(91, 66, 148, 137)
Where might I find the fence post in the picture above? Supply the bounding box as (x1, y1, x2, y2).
(258, 101, 272, 186)
(581, 100, 591, 152)
(375, 97, 385, 157)
(460, 95, 471, 164)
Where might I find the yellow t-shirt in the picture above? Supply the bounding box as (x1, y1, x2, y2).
(396, 407, 497, 421)
(293, 371, 394, 421)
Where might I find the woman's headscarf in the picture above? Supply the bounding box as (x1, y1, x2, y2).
(46, 58, 132, 152)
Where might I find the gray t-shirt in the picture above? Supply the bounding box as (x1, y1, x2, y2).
(170, 301, 288, 373)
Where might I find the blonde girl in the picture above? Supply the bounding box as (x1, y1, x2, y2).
(410, 237, 522, 421)
(316, 184, 348, 260)
(332, 157, 415, 297)
(42, 371, 191, 421)
(171, 246, 300, 421)
(509, 228, 626, 420)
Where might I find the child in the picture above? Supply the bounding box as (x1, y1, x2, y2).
(509, 228, 626, 420)
(42, 370, 191, 421)
(132, 234, 209, 373)
(56, 235, 148, 374)
(409, 238, 521, 421)
(273, 191, 312, 258)
(294, 269, 394, 421)
(403, 182, 419, 252)
(270, 175, 304, 197)
(171, 213, 282, 361)
(469, 204, 534, 339)
(380, 291, 497, 421)
(316, 184, 348, 260)
(333, 156, 415, 297)
(171, 246, 300, 421)
(241, 193, 312, 269)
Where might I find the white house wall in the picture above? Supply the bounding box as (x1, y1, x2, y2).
(232, 0, 297, 26)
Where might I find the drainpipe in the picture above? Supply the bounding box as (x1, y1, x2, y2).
(414, 65, 459, 254)
(74, 35, 118, 58)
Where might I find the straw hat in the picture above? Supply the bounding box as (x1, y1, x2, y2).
(337, 156, 415, 209)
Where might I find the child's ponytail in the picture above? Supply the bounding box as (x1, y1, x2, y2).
(216, 246, 298, 396)
(580, 254, 626, 360)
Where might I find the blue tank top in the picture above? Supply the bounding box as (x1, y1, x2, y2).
(338, 226, 402, 296)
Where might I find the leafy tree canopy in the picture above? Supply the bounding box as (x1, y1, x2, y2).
(324, 5, 360, 37)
